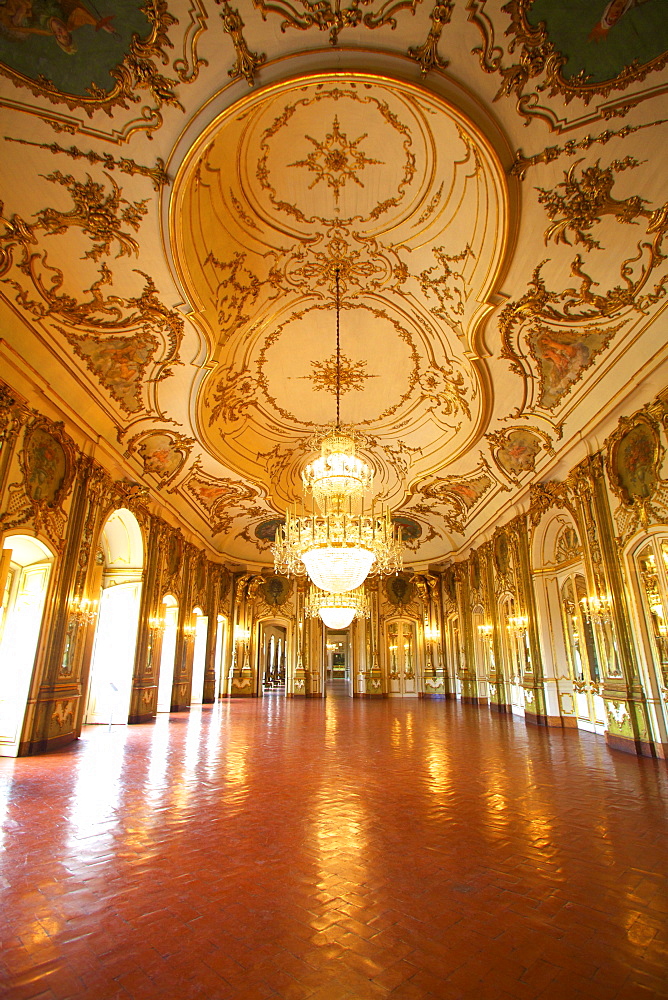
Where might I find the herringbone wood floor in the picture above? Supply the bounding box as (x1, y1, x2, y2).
(1, 695, 667, 999)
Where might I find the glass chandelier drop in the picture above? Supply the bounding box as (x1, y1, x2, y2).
(273, 268, 403, 594)
(305, 585, 370, 631)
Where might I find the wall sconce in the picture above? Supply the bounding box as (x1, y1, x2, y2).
(69, 597, 98, 627)
(234, 626, 251, 643)
(149, 615, 166, 634)
(183, 623, 197, 644)
(424, 625, 441, 643)
(478, 623, 493, 637)
(580, 594, 612, 627)
(506, 615, 528, 637)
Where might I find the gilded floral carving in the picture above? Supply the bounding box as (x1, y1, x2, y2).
(251, 0, 423, 45)
(216, 1, 266, 86)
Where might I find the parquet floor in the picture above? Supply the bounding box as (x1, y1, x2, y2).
(1, 695, 667, 1000)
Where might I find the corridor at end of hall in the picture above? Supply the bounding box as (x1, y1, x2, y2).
(0, 698, 666, 1000)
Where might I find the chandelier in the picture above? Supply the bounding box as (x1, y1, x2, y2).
(273, 268, 402, 593)
(305, 585, 370, 630)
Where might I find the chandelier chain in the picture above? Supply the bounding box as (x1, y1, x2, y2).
(335, 267, 341, 430)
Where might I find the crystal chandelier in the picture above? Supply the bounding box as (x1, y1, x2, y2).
(273, 269, 402, 593)
(305, 585, 370, 631)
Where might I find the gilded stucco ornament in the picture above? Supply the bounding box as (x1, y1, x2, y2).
(605, 406, 668, 538)
(0, 416, 77, 547)
(251, 0, 423, 45)
(407, 2, 453, 74)
(216, 1, 266, 86)
(511, 119, 668, 181)
(537, 157, 647, 251)
(176, 461, 260, 536)
(467, 0, 668, 127)
(500, 161, 668, 414)
(0, 0, 198, 139)
(0, 170, 183, 421)
(4, 138, 170, 191)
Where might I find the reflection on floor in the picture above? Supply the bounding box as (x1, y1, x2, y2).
(1, 699, 667, 999)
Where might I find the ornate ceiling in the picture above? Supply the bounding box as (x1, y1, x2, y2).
(0, 0, 667, 569)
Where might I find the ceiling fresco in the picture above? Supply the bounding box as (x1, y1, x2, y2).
(0, 0, 666, 569)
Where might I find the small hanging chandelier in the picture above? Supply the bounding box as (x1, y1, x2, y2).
(305, 585, 370, 631)
(273, 269, 403, 593)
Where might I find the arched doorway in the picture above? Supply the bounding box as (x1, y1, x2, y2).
(213, 614, 227, 699)
(631, 534, 668, 744)
(85, 508, 143, 726)
(0, 535, 54, 756)
(190, 606, 208, 706)
(156, 594, 178, 712)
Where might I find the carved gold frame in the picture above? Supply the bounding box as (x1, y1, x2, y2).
(467, 0, 668, 126)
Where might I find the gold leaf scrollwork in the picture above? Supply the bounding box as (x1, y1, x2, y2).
(4, 139, 170, 192)
(418, 244, 475, 336)
(537, 157, 648, 251)
(500, 163, 668, 412)
(511, 120, 668, 181)
(176, 461, 259, 536)
(467, 0, 668, 126)
(252, 0, 423, 46)
(216, 0, 267, 86)
(0, 0, 185, 138)
(35, 170, 149, 262)
(407, 1, 453, 75)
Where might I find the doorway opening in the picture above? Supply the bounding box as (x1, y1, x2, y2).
(0, 535, 54, 756)
(260, 623, 287, 695)
(157, 594, 178, 712)
(326, 629, 351, 697)
(190, 607, 208, 706)
(85, 508, 143, 726)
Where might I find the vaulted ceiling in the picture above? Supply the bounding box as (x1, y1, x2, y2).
(0, 0, 667, 569)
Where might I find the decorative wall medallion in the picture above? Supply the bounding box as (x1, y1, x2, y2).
(165, 534, 182, 578)
(606, 410, 667, 532)
(126, 430, 194, 484)
(24, 425, 69, 505)
(2, 416, 75, 544)
(611, 418, 661, 503)
(385, 573, 415, 607)
(470, 549, 480, 592)
(260, 574, 293, 607)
